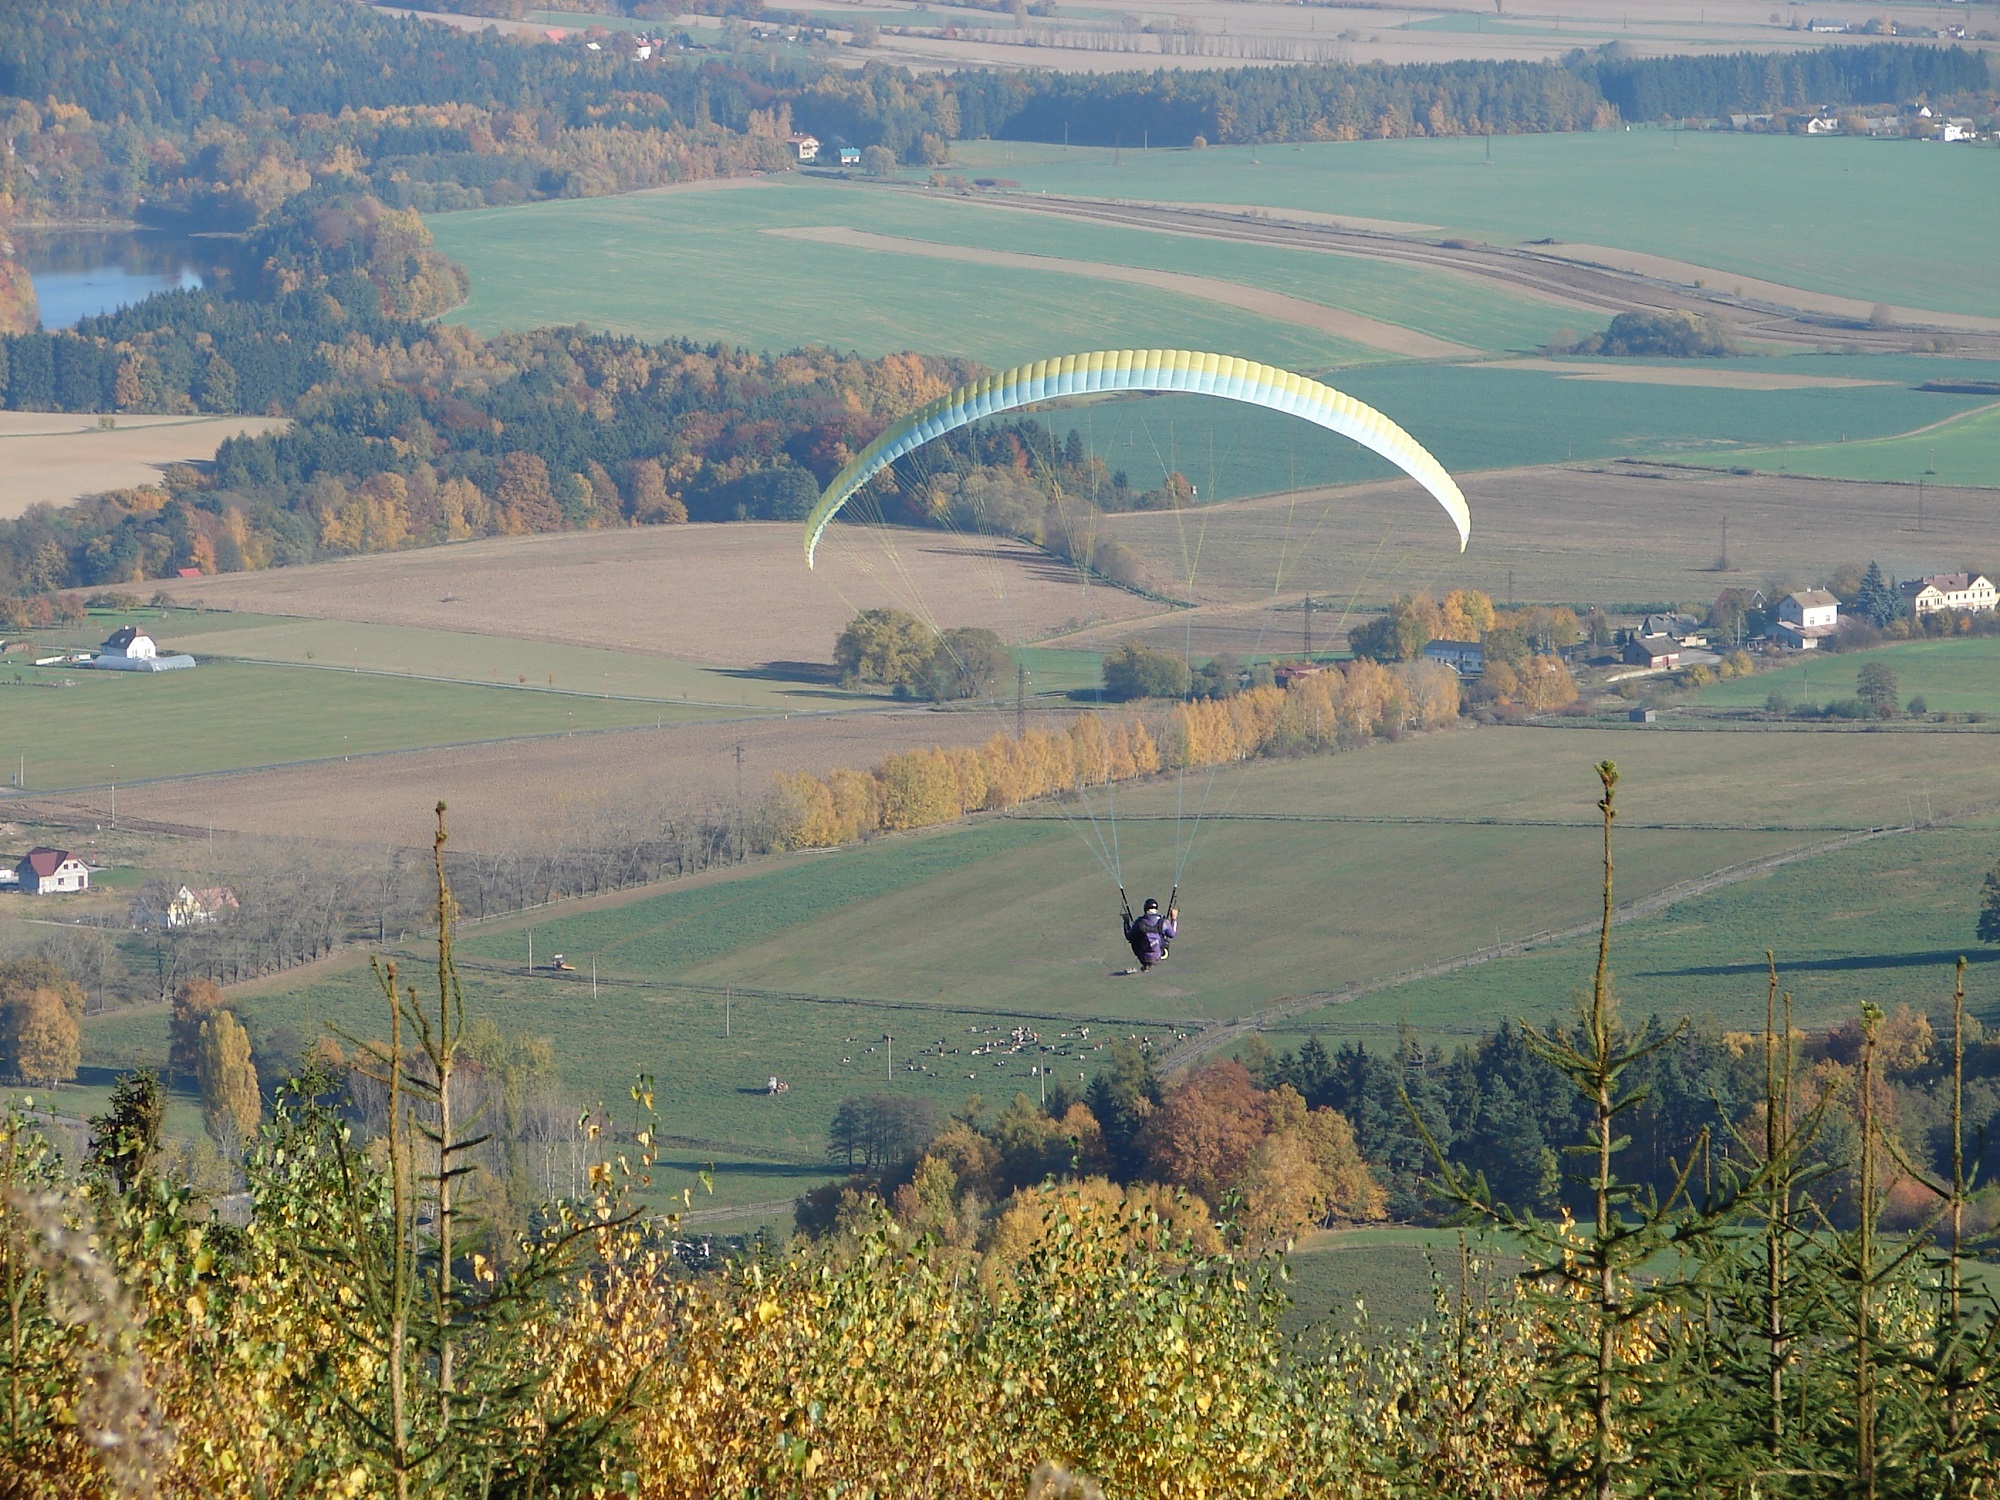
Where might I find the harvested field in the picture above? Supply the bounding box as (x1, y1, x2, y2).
(85, 703, 1059, 850)
(158, 523, 1166, 665)
(1067, 464, 2000, 627)
(0, 413, 287, 517)
(763, 226, 1477, 359)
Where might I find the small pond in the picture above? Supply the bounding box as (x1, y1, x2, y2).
(12, 229, 238, 329)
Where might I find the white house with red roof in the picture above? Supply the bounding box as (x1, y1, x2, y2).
(17, 848, 89, 894)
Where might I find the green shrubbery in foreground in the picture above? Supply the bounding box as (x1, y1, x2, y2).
(6, 782, 2000, 1498)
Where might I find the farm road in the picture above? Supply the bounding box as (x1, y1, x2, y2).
(931, 190, 2000, 355)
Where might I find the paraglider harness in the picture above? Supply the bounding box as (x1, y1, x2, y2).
(1120, 888, 1176, 970)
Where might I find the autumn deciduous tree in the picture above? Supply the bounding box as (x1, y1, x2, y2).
(170, 978, 228, 1086)
(1515, 654, 1579, 712)
(11, 990, 80, 1088)
(0, 959, 84, 1085)
(1143, 1061, 1269, 1206)
(197, 1009, 261, 1148)
(835, 608, 933, 691)
(495, 452, 562, 534)
(620, 458, 688, 525)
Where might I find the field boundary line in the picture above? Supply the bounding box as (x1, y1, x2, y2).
(1158, 823, 1910, 1071)
(1006, 811, 1884, 832)
(435, 956, 1207, 1033)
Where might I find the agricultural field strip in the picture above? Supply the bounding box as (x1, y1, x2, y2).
(438, 956, 1208, 1032)
(1665, 400, 2000, 488)
(0, 707, 782, 800)
(915, 187, 2000, 354)
(428, 192, 1378, 371)
(762, 224, 1478, 359)
(1161, 822, 1911, 1069)
(939, 135, 2000, 325)
(1007, 811, 1895, 832)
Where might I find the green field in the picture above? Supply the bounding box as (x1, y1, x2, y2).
(41, 610, 863, 711)
(944, 132, 2000, 320)
(1032, 360, 1987, 503)
(429, 182, 1374, 371)
(1698, 637, 2000, 716)
(425, 177, 1577, 364)
(1278, 825, 2000, 1048)
(1693, 399, 2000, 487)
(0, 656, 745, 792)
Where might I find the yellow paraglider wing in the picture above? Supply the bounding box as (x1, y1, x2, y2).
(804, 349, 1470, 566)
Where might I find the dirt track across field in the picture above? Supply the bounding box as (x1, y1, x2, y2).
(931, 191, 2000, 356)
(764, 225, 1477, 359)
(159, 523, 1167, 666)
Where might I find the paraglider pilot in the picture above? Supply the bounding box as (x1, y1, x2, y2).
(1123, 898, 1178, 972)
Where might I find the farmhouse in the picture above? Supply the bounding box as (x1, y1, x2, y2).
(16, 848, 89, 894)
(1623, 635, 1682, 669)
(1901, 573, 1998, 616)
(1272, 661, 1327, 689)
(90, 624, 196, 672)
(1422, 639, 1485, 677)
(133, 885, 240, 930)
(788, 133, 821, 162)
(839, 146, 862, 166)
(1774, 589, 1840, 649)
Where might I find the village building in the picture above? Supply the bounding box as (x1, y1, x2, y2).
(1421, 639, 1486, 677)
(1774, 589, 1840, 649)
(133, 885, 240, 930)
(838, 146, 862, 166)
(1901, 572, 1998, 617)
(1272, 661, 1328, 689)
(787, 133, 821, 163)
(16, 848, 89, 894)
(1623, 635, 1682, 669)
(91, 624, 196, 672)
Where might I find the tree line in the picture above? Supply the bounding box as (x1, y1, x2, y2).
(5, 0, 1987, 227)
(0, 0, 796, 222)
(768, 654, 1460, 849)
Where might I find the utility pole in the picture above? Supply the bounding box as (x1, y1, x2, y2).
(1507, 567, 1515, 608)
(1918, 476, 1925, 534)
(528, 930, 534, 973)
(1303, 595, 1315, 657)
(725, 988, 731, 1038)
(1718, 515, 1729, 572)
(109, 765, 115, 828)
(591, 960, 597, 998)
(1016, 662, 1027, 738)
(886, 1032, 893, 1082)
(733, 742, 745, 862)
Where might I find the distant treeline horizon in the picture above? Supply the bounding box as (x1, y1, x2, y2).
(0, 0, 1989, 226)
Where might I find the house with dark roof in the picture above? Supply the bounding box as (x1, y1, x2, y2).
(17, 848, 88, 894)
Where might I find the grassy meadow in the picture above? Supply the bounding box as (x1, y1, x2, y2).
(1689, 399, 2000, 487)
(427, 182, 1378, 372)
(0, 656, 744, 792)
(1037, 359, 1985, 503)
(1276, 825, 2000, 1050)
(41, 609, 862, 711)
(942, 132, 2000, 319)
(1697, 637, 2000, 717)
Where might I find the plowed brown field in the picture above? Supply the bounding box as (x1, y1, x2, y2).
(159, 522, 1166, 665)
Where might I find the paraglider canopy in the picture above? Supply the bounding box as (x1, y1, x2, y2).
(803, 349, 1471, 566)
